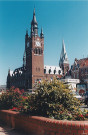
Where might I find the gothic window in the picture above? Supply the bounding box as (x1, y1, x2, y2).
(39, 49, 41, 54)
(34, 48, 43, 55)
(37, 48, 39, 54)
(49, 69, 51, 74)
(35, 48, 37, 54)
(54, 70, 56, 74)
(85, 68, 87, 73)
(58, 70, 61, 75)
(38, 68, 40, 71)
(81, 69, 83, 73)
(44, 69, 46, 74)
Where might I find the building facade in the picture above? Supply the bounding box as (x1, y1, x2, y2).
(7, 9, 69, 90)
(71, 58, 88, 89)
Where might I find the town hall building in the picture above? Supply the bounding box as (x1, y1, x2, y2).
(7, 8, 69, 90)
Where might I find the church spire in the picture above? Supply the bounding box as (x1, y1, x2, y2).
(59, 40, 69, 75)
(59, 40, 69, 67)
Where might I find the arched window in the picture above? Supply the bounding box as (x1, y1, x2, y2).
(54, 70, 56, 74)
(58, 70, 61, 75)
(39, 49, 41, 54)
(44, 69, 46, 74)
(37, 48, 39, 54)
(49, 69, 51, 74)
(35, 48, 37, 54)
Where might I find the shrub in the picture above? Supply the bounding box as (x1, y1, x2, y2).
(27, 79, 81, 120)
(1, 81, 87, 121)
(0, 87, 25, 110)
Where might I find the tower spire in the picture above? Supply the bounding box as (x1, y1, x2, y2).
(59, 40, 69, 75)
(33, 8, 37, 23)
(31, 8, 38, 36)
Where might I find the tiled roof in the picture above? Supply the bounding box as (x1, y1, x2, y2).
(75, 58, 88, 68)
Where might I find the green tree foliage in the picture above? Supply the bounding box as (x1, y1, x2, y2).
(27, 79, 81, 120)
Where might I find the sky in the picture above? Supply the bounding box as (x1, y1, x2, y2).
(0, 1, 88, 85)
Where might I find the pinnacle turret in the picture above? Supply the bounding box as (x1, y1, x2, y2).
(23, 51, 26, 67)
(26, 29, 28, 35)
(40, 27, 44, 38)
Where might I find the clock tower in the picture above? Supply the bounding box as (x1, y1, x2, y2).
(25, 8, 44, 89)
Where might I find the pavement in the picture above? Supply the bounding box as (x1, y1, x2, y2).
(0, 123, 28, 135)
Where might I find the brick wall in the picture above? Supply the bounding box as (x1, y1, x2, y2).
(0, 110, 88, 135)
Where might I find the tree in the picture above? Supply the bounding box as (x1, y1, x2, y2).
(27, 79, 81, 120)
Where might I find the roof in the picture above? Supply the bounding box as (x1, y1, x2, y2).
(44, 65, 62, 75)
(74, 58, 88, 68)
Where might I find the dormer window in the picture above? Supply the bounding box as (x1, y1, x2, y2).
(44, 69, 46, 74)
(54, 70, 56, 74)
(49, 69, 51, 74)
(58, 70, 61, 75)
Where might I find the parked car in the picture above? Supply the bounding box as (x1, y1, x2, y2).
(84, 91, 88, 106)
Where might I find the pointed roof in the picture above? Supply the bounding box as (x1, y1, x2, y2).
(8, 68, 10, 74)
(40, 27, 44, 38)
(73, 58, 88, 68)
(41, 27, 43, 34)
(62, 40, 66, 54)
(31, 8, 37, 24)
(59, 40, 69, 66)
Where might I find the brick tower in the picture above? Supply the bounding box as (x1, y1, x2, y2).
(25, 8, 44, 89)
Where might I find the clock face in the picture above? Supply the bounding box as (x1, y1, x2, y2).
(27, 42, 30, 47)
(36, 41, 41, 47)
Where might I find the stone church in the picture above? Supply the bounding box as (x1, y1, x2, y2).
(7, 8, 69, 90)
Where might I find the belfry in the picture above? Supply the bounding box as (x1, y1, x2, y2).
(7, 8, 69, 90)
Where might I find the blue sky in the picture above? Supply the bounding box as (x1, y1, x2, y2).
(0, 1, 88, 85)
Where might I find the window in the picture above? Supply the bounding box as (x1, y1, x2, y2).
(38, 68, 40, 71)
(39, 49, 41, 54)
(36, 67, 40, 72)
(49, 69, 51, 74)
(85, 68, 87, 73)
(58, 70, 61, 75)
(34, 48, 42, 55)
(44, 69, 46, 74)
(34, 48, 37, 54)
(54, 70, 56, 74)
